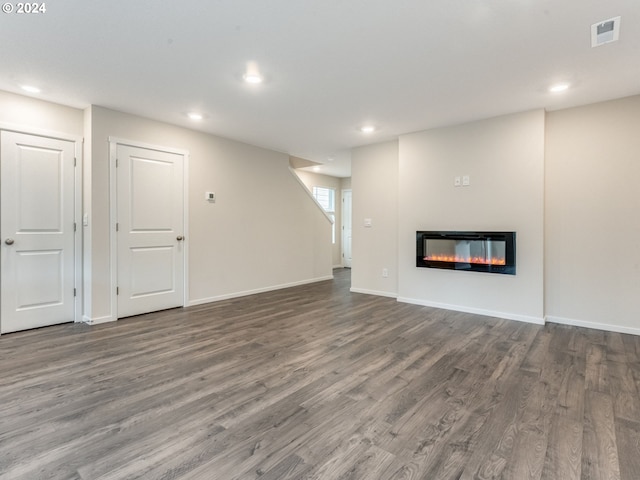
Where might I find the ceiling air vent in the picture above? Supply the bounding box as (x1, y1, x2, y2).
(591, 16, 621, 47)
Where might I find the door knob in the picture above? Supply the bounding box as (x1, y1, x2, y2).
(5, 238, 14, 245)
(176, 235, 184, 241)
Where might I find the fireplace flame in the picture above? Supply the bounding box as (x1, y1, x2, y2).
(423, 255, 506, 266)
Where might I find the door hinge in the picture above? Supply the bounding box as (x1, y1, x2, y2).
(74, 157, 77, 167)
(115, 158, 118, 168)
(74, 222, 77, 232)
(73, 288, 77, 297)
(116, 223, 119, 232)
(116, 287, 119, 295)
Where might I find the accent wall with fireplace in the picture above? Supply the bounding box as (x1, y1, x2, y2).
(353, 95, 640, 334)
(352, 109, 545, 324)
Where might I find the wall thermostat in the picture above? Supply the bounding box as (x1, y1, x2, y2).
(206, 192, 216, 202)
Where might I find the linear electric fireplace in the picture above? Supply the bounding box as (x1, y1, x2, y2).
(416, 231, 516, 275)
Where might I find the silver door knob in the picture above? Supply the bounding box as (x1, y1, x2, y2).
(176, 235, 184, 241)
(5, 238, 14, 245)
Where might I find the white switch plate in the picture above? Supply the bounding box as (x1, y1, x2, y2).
(382, 268, 388, 278)
(454, 176, 461, 187)
(462, 175, 470, 186)
(364, 218, 372, 227)
(205, 192, 216, 202)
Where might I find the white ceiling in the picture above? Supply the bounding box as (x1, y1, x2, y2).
(1, 1, 639, 177)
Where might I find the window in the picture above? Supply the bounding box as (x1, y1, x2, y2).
(312, 186, 336, 243)
(312, 186, 335, 212)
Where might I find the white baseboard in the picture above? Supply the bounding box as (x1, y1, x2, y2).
(333, 264, 344, 269)
(82, 314, 116, 325)
(546, 315, 640, 336)
(188, 275, 334, 307)
(397, 297, 545, 325)
(350, 287, 398, 299)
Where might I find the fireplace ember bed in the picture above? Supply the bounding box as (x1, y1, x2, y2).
(416, 231, 516, 275)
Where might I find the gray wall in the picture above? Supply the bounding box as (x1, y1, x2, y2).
(398, 110, 545, 322)
(351, 140, 399, 297)
(351, 112, 545, 322)
(0, 91, 332, 325)
(4, 88, 640, 334)
(0, 90, 83, 135)
(545, 95, 640, 333)
(86, 106, 333, 321)
(351, 96, 640, 334)
(295, 169, 345, 268)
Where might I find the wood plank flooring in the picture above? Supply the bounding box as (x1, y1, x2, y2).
(1, 268, 640, 479)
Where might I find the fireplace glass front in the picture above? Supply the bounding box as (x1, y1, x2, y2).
(416, 231, 515, 275)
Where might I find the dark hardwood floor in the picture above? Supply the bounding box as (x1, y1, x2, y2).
(1, 268, 639, 479)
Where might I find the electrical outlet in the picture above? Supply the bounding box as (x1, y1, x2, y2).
(454, 176, 461, 187)
(382, 268, 388, 278)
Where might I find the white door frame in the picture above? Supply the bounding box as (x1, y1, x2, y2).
(0, 123, 83, 331)
(108, 137, 189, 320)
(341, 189, 352, 268)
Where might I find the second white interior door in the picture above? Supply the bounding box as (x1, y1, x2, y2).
(116, 143, 185, 318)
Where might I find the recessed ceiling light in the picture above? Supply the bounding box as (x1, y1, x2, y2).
(360, 125, 376, 133)
(187, 112, 203, 120)
(243, 73, 263, 84)
(21, 85, 41, 93)
(549, 83, 570, 93)
(243, 61, 264, 85)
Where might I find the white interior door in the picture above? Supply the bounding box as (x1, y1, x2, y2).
(342, 189, 352, 268)
(116, 144, 185, 318)
(1, 131, 76, 333)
